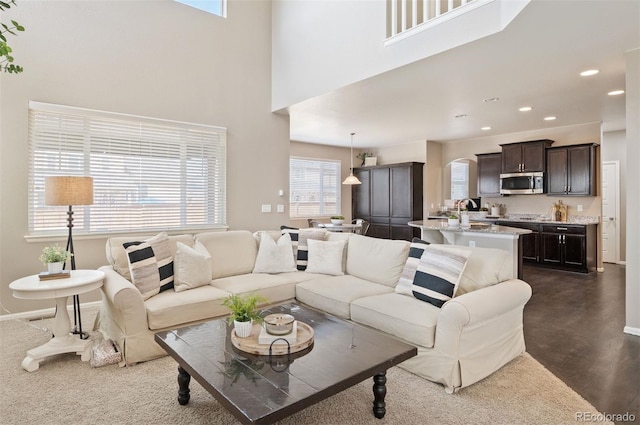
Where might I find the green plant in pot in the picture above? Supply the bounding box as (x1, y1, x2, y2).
(330, 215, 345, 225)
(447, 213, 460, 227)
(223, 293, 268, 338)
(39, 244, 72, 273)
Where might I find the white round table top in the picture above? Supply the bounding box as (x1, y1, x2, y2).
(9, 269, 105, 300)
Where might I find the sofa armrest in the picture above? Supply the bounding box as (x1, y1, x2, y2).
(435, 279, 532, 353)
(97, 266, 148, 337)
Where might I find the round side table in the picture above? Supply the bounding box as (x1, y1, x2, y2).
(9, 269, 105, 372)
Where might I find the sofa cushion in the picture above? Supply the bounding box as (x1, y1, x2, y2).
(145, 285, 231, 330)
(396, 238, 431, 296)
(448, 246, 514, 295)
(174, 241, 212, 292)
(124, 233, 175, 300)
(295, 275, 393, 319)
(411, 245, 471, 308)
(210, 273, 297, 305)
(351, 293, 439, 348)
(252, 232, 297, 274)
(345, 234, 409, 287)
(305, 239, 346, 276)
(195, 230, 258, 279)
(280, 226, 327, 271)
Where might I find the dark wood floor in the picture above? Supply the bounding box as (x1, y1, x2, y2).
(522, 263, 639, 424)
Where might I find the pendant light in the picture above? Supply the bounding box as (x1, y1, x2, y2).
(342, 132, 362, 185)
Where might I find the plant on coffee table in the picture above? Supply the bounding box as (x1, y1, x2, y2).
(223, 293, 268, 338)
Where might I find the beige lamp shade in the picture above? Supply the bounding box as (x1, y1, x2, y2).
(45, 176, 94, 206)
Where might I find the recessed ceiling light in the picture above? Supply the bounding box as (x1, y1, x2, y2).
(608, 90, 625, 96)
(519, 106, 533, 112)
(455, 114, 468, 119)
(544, 116, 557, 121)
(580, 69, 599, 76)
(481, 126, 492, 131)
(483, 97, 499, 103)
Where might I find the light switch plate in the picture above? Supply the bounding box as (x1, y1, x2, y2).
(277, 204, 285, 213)
(261, 204, 272, 213)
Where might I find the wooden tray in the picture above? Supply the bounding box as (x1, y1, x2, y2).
(231, 321, 314, 356)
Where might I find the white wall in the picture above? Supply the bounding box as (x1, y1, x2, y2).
(0, 1, 289, 315)
(271, 0, 529, 111)
(625, 48, 640, 335)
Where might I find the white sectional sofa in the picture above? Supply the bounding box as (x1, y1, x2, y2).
(95, 229, 531, 393)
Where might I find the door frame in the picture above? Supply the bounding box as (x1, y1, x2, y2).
(602, 160, 621, 264)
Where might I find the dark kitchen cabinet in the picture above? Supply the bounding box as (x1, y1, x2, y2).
(476, 152, 502, 197)
(352, 162, 423, 241)
(501, 221, 540, 263)
(540, 224, 596, 273)
(501, 139, 554, 173)
(546, 144, 597, 196)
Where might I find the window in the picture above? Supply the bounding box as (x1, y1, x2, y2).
(450, 160, 469, 200)
(289, 157, 341, 218)
(175, 0, 226, 17)
(28, 101, 226, 237)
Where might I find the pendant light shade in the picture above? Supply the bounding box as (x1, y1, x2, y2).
(342, 132, 362, 185)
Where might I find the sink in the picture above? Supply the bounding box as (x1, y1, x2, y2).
(461, 222, 491, 230)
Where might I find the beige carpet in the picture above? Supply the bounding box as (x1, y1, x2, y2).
(0, 307, 611, 425)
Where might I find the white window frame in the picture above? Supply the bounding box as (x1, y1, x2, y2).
(451, 160, 470, 200)
(289, 157, 341, 219)
(27, 101, 227, 238)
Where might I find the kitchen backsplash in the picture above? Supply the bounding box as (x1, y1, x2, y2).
(479, 194, 601, 219)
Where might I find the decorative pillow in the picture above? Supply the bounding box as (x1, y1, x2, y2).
(280, 226, 327, 270)
(124, 232, 174, 300)
(411, 245, 471, 308)
(252, 232, 297, 274)
(305, 239, 346, 276)
(174, 241, 212, 292)
(395, 238, 431, 296)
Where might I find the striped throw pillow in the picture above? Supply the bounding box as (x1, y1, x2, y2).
(124, 232, 174, 300)
(280, 226, 327, 270)
(411, 245, 470, 308)
(395, 238, 430, 296)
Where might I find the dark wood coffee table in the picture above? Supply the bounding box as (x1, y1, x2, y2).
(155, 302, 417, 425)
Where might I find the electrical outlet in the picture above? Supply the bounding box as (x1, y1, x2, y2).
(261, 204, 271, 213)
(277, 204, 285, 213)
(469, 241, 476, 248)
(577, 205, 583, 212)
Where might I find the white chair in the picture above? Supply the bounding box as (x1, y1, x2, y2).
(352, 218, 370, 235)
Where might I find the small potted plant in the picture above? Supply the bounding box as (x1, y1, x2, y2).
(330, 215, 345, 225)
(222, 293, 268, 338)
(478, 207, 489, 219)
(447, 214, 460, 228)
(39, 244, 72, 274)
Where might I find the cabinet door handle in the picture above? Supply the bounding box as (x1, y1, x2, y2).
(557, 227, 568, 231)
(568, 185, 571, 192)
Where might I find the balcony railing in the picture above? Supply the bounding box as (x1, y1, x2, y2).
(386, 0, 492, 43)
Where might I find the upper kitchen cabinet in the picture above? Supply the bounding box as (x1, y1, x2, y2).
(546, 144, 598, 196)
(501, 139, 554, 173)
(476, 152, 502, 197)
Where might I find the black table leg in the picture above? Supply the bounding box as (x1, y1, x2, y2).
(178, 366, 191, 405)
(372, 371, 387, 419)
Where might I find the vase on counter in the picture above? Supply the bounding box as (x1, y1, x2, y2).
(447, 218, 459, 227)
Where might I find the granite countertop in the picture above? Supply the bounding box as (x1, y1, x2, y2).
(426, 213, 599, 225)
(409, 221, 532, 236)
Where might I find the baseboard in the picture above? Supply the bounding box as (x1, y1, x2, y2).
(0, 301, 101, 322)
(623, 326, 640, 337)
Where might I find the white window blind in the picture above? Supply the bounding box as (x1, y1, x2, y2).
(28, 101, 227, 236)
(289, 157, 341, 218)
(450, 160, 469, 200)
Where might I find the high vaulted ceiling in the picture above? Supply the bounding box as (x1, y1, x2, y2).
(287, 0, 639, 148)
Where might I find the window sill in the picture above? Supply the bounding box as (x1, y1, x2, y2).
(24, 226, 229, 243)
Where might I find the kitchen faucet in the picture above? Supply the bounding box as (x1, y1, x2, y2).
(458, 198, 478, 218)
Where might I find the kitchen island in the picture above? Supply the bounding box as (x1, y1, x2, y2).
(408, 220, 532, 279)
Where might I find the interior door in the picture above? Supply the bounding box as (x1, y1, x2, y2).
(601, 161, 620, 263)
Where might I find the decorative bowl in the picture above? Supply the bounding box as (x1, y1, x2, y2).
(331, 219, 344, 225)
(263, 313, 295, 335)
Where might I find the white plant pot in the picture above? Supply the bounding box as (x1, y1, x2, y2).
(47, 262, 64, 274)
(447, 218, 460, 227)
(233, 319, 253, 338)
(331, 219, 344, 225)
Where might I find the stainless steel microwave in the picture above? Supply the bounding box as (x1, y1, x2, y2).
(500, 172, 545, 195)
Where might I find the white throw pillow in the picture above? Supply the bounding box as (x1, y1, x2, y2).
(252, 232, 297, 274)
(305, 239, 346, 276)
(174, 241, 212, 292)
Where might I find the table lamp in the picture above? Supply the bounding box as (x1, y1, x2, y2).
(45, 176, 94, 339)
